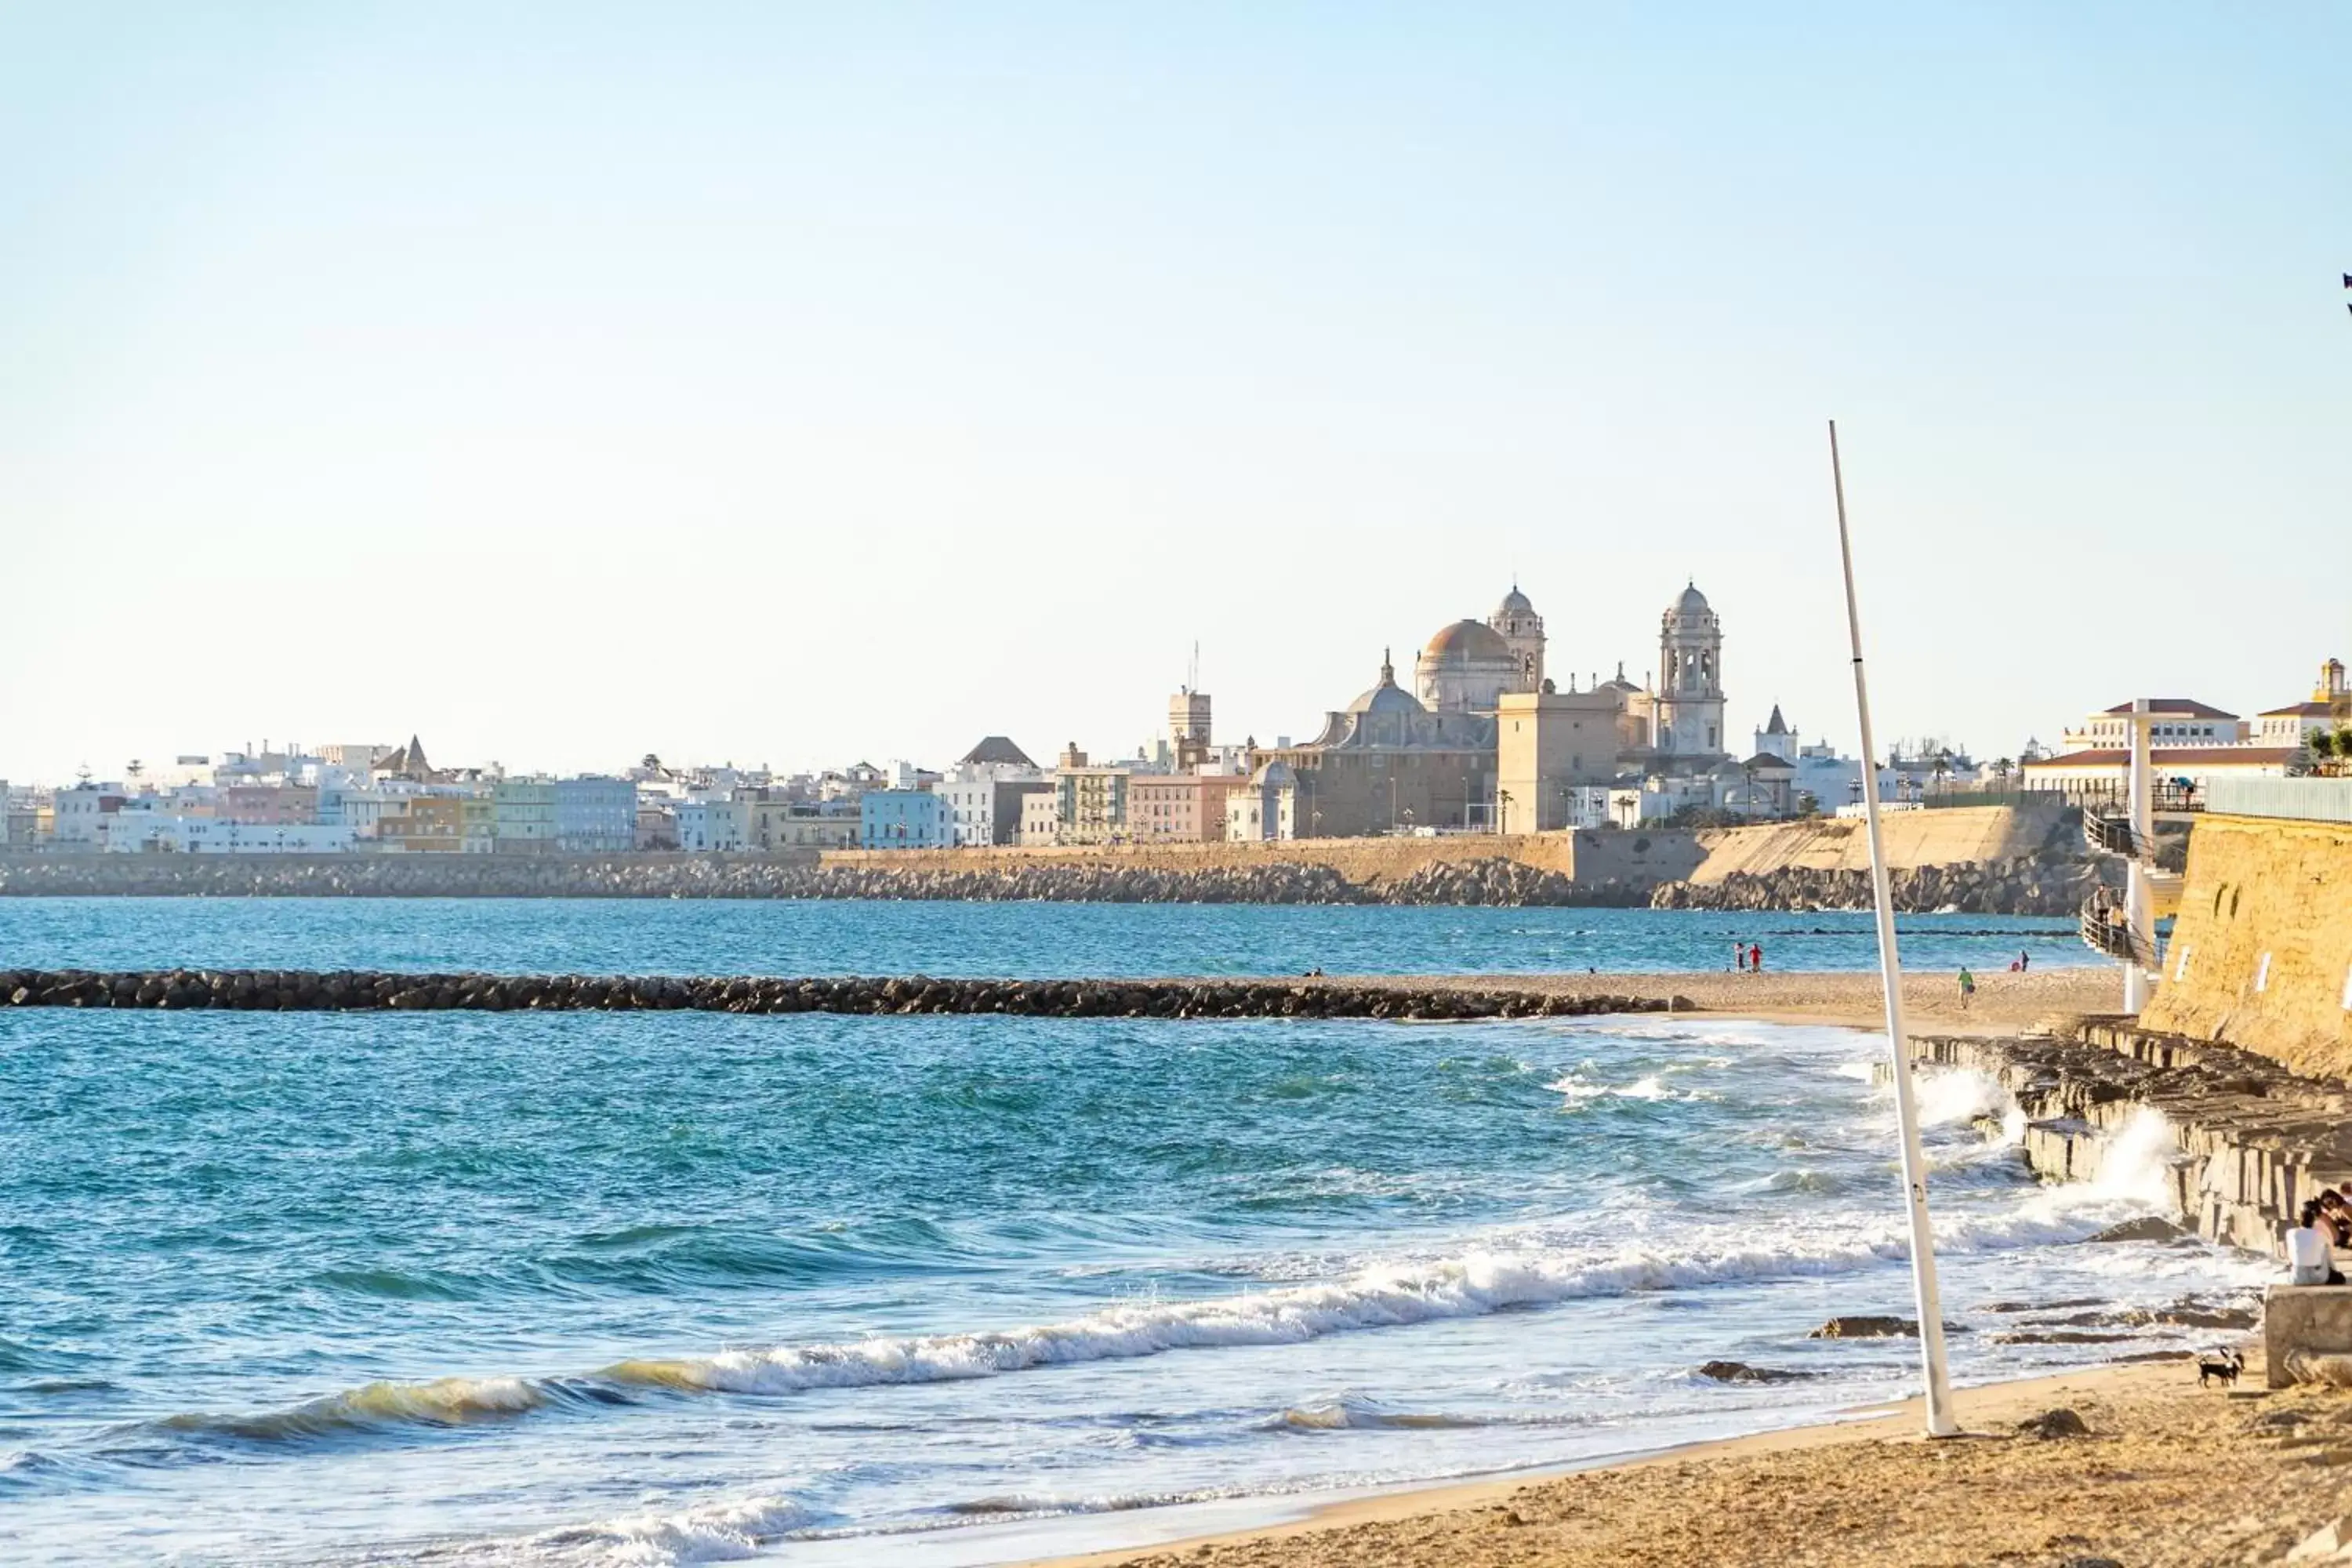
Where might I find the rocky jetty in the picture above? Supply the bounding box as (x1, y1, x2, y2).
(0, 854, 1659, 906)
(1906, 1021, 2352, 1254)
(0, 967, 1676, 1021)
(1650, 852, 2116, 916)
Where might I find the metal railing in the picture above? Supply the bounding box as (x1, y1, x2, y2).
(2082, 804, 2153, 860)
(2203, 775, 2352, 825)
(2079, 896, 2165, 967)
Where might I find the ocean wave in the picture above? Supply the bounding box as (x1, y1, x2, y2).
(1545, 1071, 1715, 1107)
(130, 1374, 630, 1448)
(598, 1203, 2152, 1400)
(522, 1492, 814, 1566)
(1268, 1396, 1577, 1432)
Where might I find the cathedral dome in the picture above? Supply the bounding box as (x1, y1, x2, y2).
(1495, 585, 1534, 618)
(1674, 582, 1711, 615)
(1422, 619, 1512, 662)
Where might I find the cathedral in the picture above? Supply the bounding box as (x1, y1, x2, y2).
(1241, 581, 1733, 837)
(1405, 579, 1727, 766)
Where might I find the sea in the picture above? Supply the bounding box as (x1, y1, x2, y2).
(0, 901, 2263, 1566)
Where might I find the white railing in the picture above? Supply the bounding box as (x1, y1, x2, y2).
(2204, 775, 2352, 825)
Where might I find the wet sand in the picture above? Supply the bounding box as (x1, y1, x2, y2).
(1043, 1351, 2344, 1568)
(1357, 964, 2122, 1036)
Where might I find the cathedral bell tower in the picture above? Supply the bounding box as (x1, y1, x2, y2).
(1487, 583, 1544, 694)
(1656, 582, 1726, 757)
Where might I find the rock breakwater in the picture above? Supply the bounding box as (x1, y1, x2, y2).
(1653, 853, 2115, 916)
(0, 853, 1656, 905)
(0, 967, 1679, 1021)
(1907, 1022, 2352, 1255)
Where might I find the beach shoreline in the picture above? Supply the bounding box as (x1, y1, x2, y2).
(1025, 1347, 2337, 1568)
(1354, 963, 2120, 1036)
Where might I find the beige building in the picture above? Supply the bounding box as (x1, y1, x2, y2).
(1128, 773, 1232, 842)
(747, 799, 858, 850)
(1495, 686, 1622, 833)
(1052, 744, 1131, 844)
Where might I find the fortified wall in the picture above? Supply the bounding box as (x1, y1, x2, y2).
(1681, 800, 2068, 884)
(813, 828, 1707, 887)
(2143, 812, 2352, 1081)
(0, 805, 2071, 905)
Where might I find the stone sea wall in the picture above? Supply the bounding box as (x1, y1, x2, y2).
(0, 805, 2099, 913)
(2143, 813, 2352, 1081)
(0, 967, 1679, 1022)
(1908, 1021, 2352, 1256)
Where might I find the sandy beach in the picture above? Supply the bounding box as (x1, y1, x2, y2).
(1365, 964, 2122, 1036)
(1023, 963, 2296, 1568)
(1043, 1349, 2350, 1568)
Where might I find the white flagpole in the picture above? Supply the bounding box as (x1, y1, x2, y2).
(1828, 419, 1958, 1438)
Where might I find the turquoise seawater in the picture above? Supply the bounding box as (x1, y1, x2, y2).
(0, 902, 2234, 1566)
(0, 898, 2092, 978)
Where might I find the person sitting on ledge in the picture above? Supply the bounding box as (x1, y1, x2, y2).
(2301, 1196, 2351, 1284)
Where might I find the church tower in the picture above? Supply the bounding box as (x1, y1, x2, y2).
(1487, 583, 1544, 695)
(1656, 583, 1726, 757)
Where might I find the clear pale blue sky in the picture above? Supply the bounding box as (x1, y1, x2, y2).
(3, 3, 2346, 781)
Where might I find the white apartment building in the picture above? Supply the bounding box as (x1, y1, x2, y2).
(2060, 699, 2245, 752)
(100, 814, 357, 854)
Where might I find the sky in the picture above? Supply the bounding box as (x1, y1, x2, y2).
(2, 2, 2347, 783)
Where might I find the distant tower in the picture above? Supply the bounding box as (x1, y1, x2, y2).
(1488, 583, 1545, 694)
(1753, 703, 1796, 764)
(1657, 582, 1726, 757)
(1169, 690, 1212, 772)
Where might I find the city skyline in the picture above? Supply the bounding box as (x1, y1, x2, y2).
(5, 5, 2347, 782)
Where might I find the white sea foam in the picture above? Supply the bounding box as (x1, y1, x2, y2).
(2025, 1105, 2180, 1216)
(519, 1493, 813, 1566)
(1545, 1070, 1711, 1106)
(597, 1200, 2144, 1401)
(1912, 1067, 2011, 1130)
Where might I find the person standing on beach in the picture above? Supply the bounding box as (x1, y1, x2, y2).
(1958, 968, 1976, 1010)
(1749, 942, 1762, 973)
(1733, 942, 1746, 973)
(2019, 949, 2031, 972)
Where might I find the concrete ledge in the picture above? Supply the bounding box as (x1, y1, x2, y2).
(2264, 1284, 2352, 1388)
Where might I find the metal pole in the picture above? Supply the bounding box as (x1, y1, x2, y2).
(1828, 419, 1959, 1438)
(2124, 699, 2153, 1011)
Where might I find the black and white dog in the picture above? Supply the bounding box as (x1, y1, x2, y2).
(2197, 1348, 2245, 1388)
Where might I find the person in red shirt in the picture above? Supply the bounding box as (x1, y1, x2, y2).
(1748, 942, 1762, 972)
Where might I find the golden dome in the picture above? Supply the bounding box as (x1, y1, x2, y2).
(1422, 619, 1512, 662)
